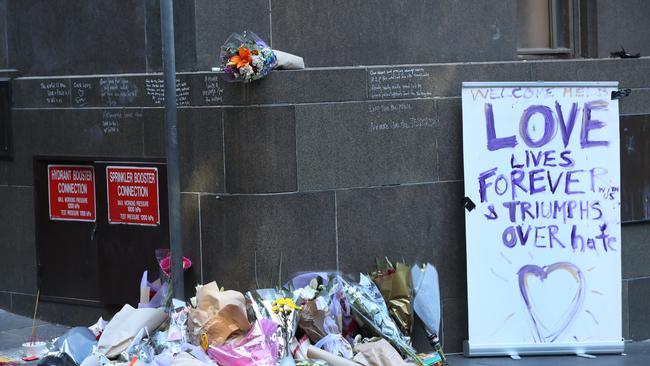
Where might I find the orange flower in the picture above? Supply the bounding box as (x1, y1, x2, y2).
(228, 47, 252, 68)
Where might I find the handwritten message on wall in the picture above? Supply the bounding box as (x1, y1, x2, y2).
(462, 83, 621, 351)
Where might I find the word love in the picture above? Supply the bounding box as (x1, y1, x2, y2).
(485, 100, 610, 150)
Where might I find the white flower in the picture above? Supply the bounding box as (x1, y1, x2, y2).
(294, 286, 317, 300)
(239, 65, 254, 80)
(252, 55, 265, 69)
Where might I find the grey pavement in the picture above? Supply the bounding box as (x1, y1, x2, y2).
(0, 309, 69, 360)
(1, 309, 650, 365)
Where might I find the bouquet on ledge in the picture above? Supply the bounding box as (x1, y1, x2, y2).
(218, 30, 304, 83)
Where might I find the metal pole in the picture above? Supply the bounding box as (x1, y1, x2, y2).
(160, 0, 184, 299)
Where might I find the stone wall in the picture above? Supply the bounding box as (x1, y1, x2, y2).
(1, 58, 650, 352)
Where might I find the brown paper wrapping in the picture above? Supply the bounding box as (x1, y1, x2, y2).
(297, 300, 328, 342)
(373, 262, 413, 336)
(188, 282, 251, 346)
(353, 339, 410, 366)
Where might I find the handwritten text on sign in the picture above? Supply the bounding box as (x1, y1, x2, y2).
(48, 165, 96, 222)
(107, 166, 160, 226)
(462, 84, 621, 346)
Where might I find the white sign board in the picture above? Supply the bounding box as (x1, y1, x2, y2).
(461, 82, 623, 356)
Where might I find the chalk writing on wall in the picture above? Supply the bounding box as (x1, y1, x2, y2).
(40, 81, 69, 105)
(367, 102, 436, 132)
(100, 77, 139, 107)
(101, 110, 143, 135)
(145, 77, 191, 106)
(72, 80, 93, 107)
(201, 75, 224, 104)
(369, 68, 432, 99)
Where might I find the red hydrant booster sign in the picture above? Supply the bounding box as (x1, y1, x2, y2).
(106, 166, 160, 226)
(461, 82, 622, 356)
(48, 165, 96, 222)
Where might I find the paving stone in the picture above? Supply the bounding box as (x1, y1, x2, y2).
(224, 106, 297, 193)
(0, 310, 34, 332)
(296, 100, 437, 191)
(0, 186, 37, 293)
(336, 182, 466, 300)
(5, 323, 69, 342)
(271, 0, 516, 67)
(628, 277, 650, 340)
(200, 192, 337, 291)
(0, 330, 23, 351)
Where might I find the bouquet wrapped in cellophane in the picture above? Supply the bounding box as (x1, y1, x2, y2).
(336, 274, 424, 366)
(220, 30, 277, 82)
(219, 30, 304, 83)
(370, 258, 414, 336)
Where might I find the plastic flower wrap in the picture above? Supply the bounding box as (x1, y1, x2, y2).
(220, 30, 277, 83)
(370, 258, 414, 336)
(337, 274, 424, 366)
(245, 289, 298, 359)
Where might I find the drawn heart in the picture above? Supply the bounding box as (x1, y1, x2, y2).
(517, 262, 585, 343)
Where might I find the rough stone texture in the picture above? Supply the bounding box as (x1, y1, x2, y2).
(620, 88, 650, 115)
(179, 108, 224, 193)
(442, 297, 468, 353)
(6, 109, 145, 186)
(530, 58, 650, 89)
(7, 0, 147, 76)
(296, 100, 438, 191)
(224, 106, 297, 193)
(336, 182, 466, 300)
(628, 277, 650, 340)
(596, 0, 650, 59)
(622, 279, 629, 340)
(621, 223, 650, 279)
(246, 69, 369, 105)
(272, 0, 517, 67)
(0, 0, 6, 68)
(0, 292, 9, 311)
(200, 192, 337, 291)
(437, 98, 463, 181)
(194, 0, 271, 71)
(0, 186, 37, 293)
(182, 193, 202, 290)
(143, 0, 197, 73)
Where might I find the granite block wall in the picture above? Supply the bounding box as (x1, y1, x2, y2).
(1, 58, 650, 353)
